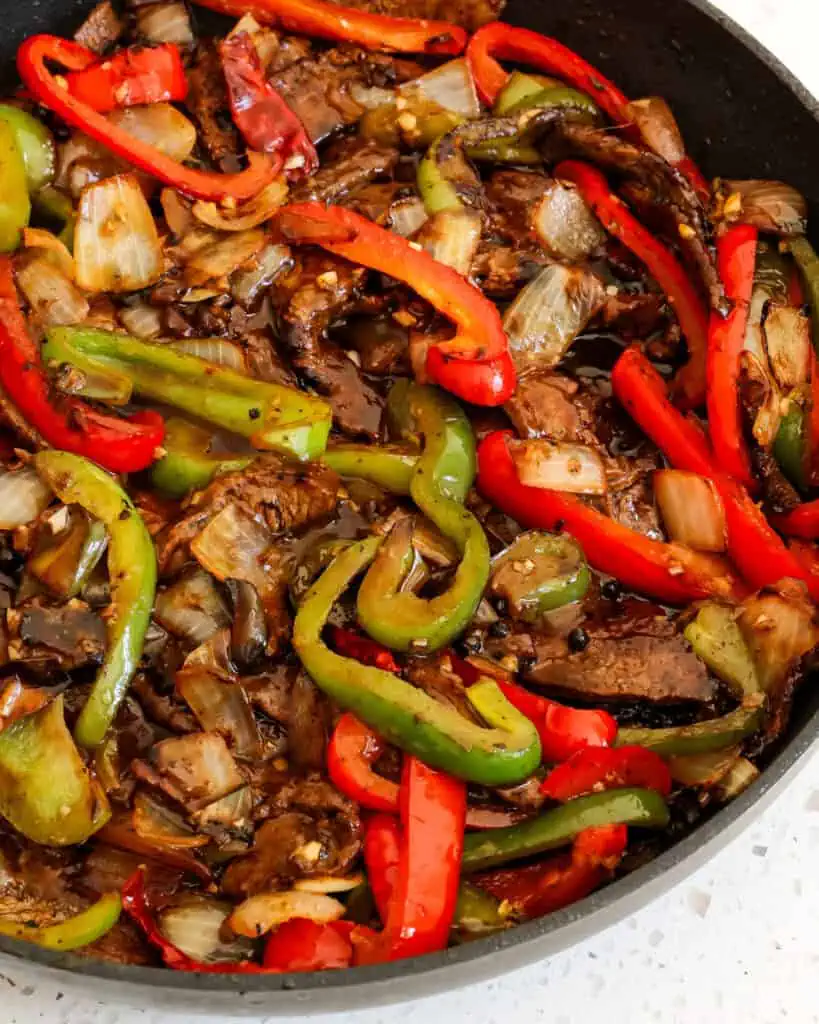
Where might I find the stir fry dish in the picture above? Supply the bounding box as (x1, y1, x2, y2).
(0, 0, 816, 975)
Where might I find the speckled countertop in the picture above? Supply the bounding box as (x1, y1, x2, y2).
(5, 0, 819, 1021)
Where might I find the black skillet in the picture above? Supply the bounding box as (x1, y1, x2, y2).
(0, 0, 818, 1013)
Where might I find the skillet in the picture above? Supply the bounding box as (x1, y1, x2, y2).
(0, 0, 818, 1013)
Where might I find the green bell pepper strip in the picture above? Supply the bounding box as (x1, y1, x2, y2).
(489, 531, 590, 622)
(0, 893, 121, 951)
(322, 444, 418, 495)
(615, 694, 766, 757)
(683, 603, 761, 700)
(34, 451, 157, 749)
(461, 788, 670, 873)
(493, 71, 555, 114)
(44, 327, 332, 462)
(32, 185, 75, 249)
(773, 398, 808, 492)
(453, 882, 510, 935)
(502, 84, 601, 119)
(0, 105, 55, 193)
(151, 417, 254, 498)
(293, 537, 541, 785)
(786, 236, 819, 353)
(0, 696, 110, 844)
(0, 119, 30, 252)
(356, 383, 490, 653)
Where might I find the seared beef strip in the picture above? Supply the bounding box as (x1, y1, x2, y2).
(290, 138, 400, 205)
(186, 41, 240, 167)
(74, 0, 125, 53)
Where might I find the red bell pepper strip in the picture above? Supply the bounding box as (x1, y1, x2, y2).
(64, 43, 187, 114)
(476, 430, 740, 604)
(474, 823, 627, 920)
(17, 36, 278, 202)
(612, 346, 819, 599)
(191, 0, 466, 54)
(0, 257, 163, 474)
(775, 500, 819, 539)
(363, 813, 402, 925)
(329, 626, 400, 673)
(328, 713, 400, 814)
(220, 32, 317, 175)
(277, 203, 516, 405)
(707, 225, 758, 489)
(358, 757, 466, 963)
(263, 918, 355, 972)
(555, 160, 710, 408)
(466, 22, 709, 201)
(540, 746, 672, 802)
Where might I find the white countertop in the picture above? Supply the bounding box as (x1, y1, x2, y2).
(6, 1, 819, 1021)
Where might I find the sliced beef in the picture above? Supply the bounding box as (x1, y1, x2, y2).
(291, 137, 399, 205)
(132, 673, 197, 735)
(336, 316, 410, 376)
(74, 0, 124, 53)
(597, 291, 668, 338)
(287, 672, 328, 771)
(242, 330, 299, 388)
(0, 381, 46, 450)
(525, 600, 714, 703)
(332, 0, 503, 30)
(186, 41, 240, 167)
(7, 602, 105, 672)
(156, 453, 339, 571)
(406, 658, 481, 722)
(504, 371, 597, 441)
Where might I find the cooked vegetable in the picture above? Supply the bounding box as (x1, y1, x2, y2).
(654, 470, 726, 553)
(684, 603, 761, 699)
(509, 439, 606, 496)
(0, 893, 121, 951)
(0, 119, 30, 251)
(0, 105, 55, 192)
(489, 531, 590, 621)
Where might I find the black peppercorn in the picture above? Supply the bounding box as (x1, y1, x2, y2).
(601, 579, 623, 601)
(567, 627, 590, 652)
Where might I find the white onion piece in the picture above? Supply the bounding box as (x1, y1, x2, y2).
(56, 133, 120, 197)
(192, 785, 253, 830)
(22, 228, 76, 280)
(132, 791, 208, 850)
(625, 97, 686, 164)
(720, 180, 807, 236)
(184, 229, 267, 287)
(0, 469, 53, 529)
(161, 188, 195, 238)
(108, 104, 197, 163)
(532, 181, 606, 261)
(388, 194, 428, 238)
(739, 582, 819, 691)
(763, 304, 811, 389)
(293, 874, 364, 894)
(160, 897, 254, 963)
(400, 58, 480, 118)
(654, 469, 726, 552)
(738, 350, 782, 449)
(136, 2, 194, 46)
(15, 256, 89, 327)
(154, 732, 245, 809)
(191, 504, 273, 597)
(228, 891, 345, 938)
(118, 302, 163, 339)
(170, 339, 247, 372)
(349, 82, 396, 110)
(231, 243, 293, 307)
(509, 439, 606, 495)
(75, 174, 163, 293)
(154, 570, 231, 646)
(418, 209, 481, 276)
(176, 668, 262, 760)
(192, 178, 288, 232)
(503, 264, 605, 372)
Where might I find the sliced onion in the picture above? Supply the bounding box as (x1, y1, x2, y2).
(654, 469, 726, 552)
(388, 194, 428, 238)
(136, 2, 194, 46)
(763, 304, 811, 390)
(399, 58, 480, 118)
(418, 208, 481, 276)
(56, 133, 121, 198)
(119, 301, 163, 339)
(133, 791, 209, 850)
(231, 243, 293, 306)
(625, 97, 686, 164)
(97, 812, 212, 881)
(184, 229, 267, 287)
(739, 581, 819, 691)
(169, 339, 247, 372)
(153, 732, 245, 809)
(509, 438, 606, 495)
(192, 179, 288, 232)
(191, 504, 272, 597)
(349, 82, 396, 110)
(108, 104, 197, 164)
(503, 264, 605, 372)
(293, 874, 364, 894)
(183, 627, 236, 676)
(0, 468, 53, 529)
(719, 180, 807, 236)
(738, 350, 782, 449)
(192, 785, 253, 830)
(227, 891, 345, 939)
(75, 174, 163, 293)
(533, 181, 607, 261)
(22, 228, 76, 280)
(667, 746, 740, 787)
(15, 255, 89, 327)
(154, 569, 231, 647)
(161, 188, 195, 238)
(176, 668, 262, 760)
(160, 896, 254, 963)
(715, 757, 760, 801)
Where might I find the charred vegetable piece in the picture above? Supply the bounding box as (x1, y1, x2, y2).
(684, 603, 761, 700)
(461, 788, 669, 872)
(34, 451, 156, 748)
(151, 418, 254, 498)
(293, 537, 541, 786)
(773, 399, 808, 492)
(787, 236, 819, 354)
(356, 382, 490, 653)
(0, 893, 121, 950)
(0, 105, 54, 193)
(0, 696, 110, 844)
(615, 694, 766, 756)
(489, 532, 590, 622)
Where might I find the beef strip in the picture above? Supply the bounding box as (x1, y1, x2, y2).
(132, 673, 197, 735)
(271, 253, 384, 438)
(290, 138, 400, 205)
(331, 0, 503, 28)
(6, 602, 105, 672)
(186, 41, 240, 167)
(156, 453, 339, 572)
(504, 371, 596, 441)
(287, 672, 328, 771)
(74, 0, 125, 53)
(242, 330, 300, 388)
(0, 381, 46, 451)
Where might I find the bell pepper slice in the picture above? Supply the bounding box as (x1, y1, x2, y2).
(17, 35, 279, 201)
(34, 452, 157, 749)
(356, 382, 490, 653)
(707, 224, 758, 489)
(363, 813, 402, 924)
(476, 430, 741, 604)
(357, 757, 465, 963)
(220, 32, 316, 174)
(263, 918, 355, 972)
(555, 160, 710, 408)
(322, 444, 417, 496)
(611, 345, 819, 599)
(540, 746, 672, 802)
(0, 119, 30, 252)
(775, 499, 819, 539)
(462, 787, 669, 873)
(293, 537, 541, 786)
(773, 400, 808, 492)
(190, 0, 467, 54)
(0, 257, 163, 473)
(330, 627, 400, 673)
(276, 203, 516, 406)
(64, 43, 187, 113)
(467, 22, 709, 200)
(0, 105, 55, 193)
(328, 712, 400, 813)
(0, 893, 122, 951)
(151, 417, 254, 499)
(615, 694, 766, 756)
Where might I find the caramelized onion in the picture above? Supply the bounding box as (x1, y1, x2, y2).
(509, 439, 607, 495)
(654, 469, 726, 552)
